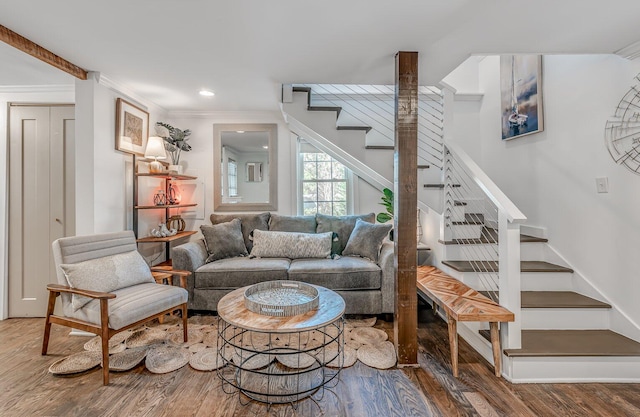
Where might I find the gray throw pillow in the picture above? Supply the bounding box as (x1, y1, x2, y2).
(316, 213, 375, 255)
(342, 219, 392, 262)
(250, 230, 332, 259)
(210, 212, 270, 252)
(269, 214, 317, 233)
(201, 218, 248, 264)
(60, 250, 154, 311)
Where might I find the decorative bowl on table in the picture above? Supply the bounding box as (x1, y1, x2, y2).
(244, 281, 319, 317)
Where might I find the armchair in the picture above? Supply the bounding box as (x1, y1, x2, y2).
(43, 231, 189, 385)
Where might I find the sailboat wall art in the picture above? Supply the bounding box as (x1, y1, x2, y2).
(500, 55, 544, 140)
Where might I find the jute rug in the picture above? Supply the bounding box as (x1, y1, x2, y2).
(48, 316, 397, 377)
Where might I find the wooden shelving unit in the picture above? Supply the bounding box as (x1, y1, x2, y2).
(133, 155, 198, 264)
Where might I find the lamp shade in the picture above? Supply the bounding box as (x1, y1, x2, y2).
(144, 136, 167, 160)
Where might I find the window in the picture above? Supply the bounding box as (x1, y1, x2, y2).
(298, 141, 351, 215)
(227, 158, 238, 197)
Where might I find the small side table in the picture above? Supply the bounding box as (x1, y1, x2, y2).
(217, 285, 345, 405)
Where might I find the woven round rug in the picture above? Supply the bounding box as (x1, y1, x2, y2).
(187, 343, 208, 354)
(189, 348, 225, 371)
(317, 345, 357, 368)
(83, 333, 129, 354)
(125, 328, 168, 348)
(107, 347, 148, 372)
(145, 345, 190, 374)
(275, 352, 317, 369)
(345, 317, 377, 328)
(167, 329, 204, 347)
(202, 331, 219, 348)
(233, 348, 272, 370)
(350, 327, 388, 345)
(241, 331, 271, 349)
(49, 351, 102, 375)
(357, 341, 396, 369)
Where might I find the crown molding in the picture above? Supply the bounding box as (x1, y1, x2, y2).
(94, 72, 166, 114)
(616, 40, 640, 60)
(0, 84, 74, 94)
(167, 110, 283, 120)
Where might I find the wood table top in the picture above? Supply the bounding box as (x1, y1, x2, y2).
(217, 285, 345, 333)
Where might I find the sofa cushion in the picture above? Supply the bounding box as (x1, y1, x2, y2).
(250, 230, 332, 259)
(342, 218, 393, 262)
(315, 213, 375, 255)
(195, 257, 291, 289)
(60, 250, 154, 311)
(269, 214, 317, 233)
(288, 257, 381, 290)
(200, 218, 248, 263)
(210, 212, 270, 252)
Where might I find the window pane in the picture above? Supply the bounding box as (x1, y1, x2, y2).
(332, 162, 345, 179)
(333, 202, 347, 216)
(317, 162, 332, 180)
(303, 162, 317, 180)
(317, 182, 332, 201)
(317, 153, 331, 162)
(303, 202, 317, 215)
(303, 153, 316, 162)
(333, 181, 346, 201)
(317, 202, 332, 215)
(303, 182, 317, 202)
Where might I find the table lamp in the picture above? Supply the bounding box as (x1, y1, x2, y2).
(144, 136, 167, 173)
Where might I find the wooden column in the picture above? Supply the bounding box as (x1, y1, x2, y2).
(393, 51, 418, 366)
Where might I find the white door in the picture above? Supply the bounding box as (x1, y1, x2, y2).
(8, 105, 75, 317)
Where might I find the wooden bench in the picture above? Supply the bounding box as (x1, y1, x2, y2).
(416, 265, 514, 377)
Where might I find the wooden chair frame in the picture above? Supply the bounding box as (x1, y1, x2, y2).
(42, 270, 190, 385)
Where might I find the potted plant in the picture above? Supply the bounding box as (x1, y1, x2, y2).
(376, 187, 394, 223)
(155, 122, 192, 174)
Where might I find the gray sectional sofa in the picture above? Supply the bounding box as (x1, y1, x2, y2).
(172, 212, 394, 315)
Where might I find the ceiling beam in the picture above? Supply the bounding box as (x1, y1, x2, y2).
(0, 24, 87, 80)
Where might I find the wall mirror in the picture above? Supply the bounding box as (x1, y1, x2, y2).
(213, 123, 277, 211)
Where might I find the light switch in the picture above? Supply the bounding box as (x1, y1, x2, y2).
(596, 177, 609, 193)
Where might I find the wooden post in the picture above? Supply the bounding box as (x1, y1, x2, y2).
(394, 51, 418, 366)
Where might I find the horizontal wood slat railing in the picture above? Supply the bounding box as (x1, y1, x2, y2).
(416, 266, 514, 377)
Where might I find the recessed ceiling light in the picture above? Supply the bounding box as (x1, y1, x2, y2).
(263, 145, 269, 149)
(199, 90, 215, 97)
(236, 131, 245, 133)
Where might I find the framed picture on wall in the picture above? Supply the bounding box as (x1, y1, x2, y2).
(500, 55, 544, 140)
(115, 98, 149, 155)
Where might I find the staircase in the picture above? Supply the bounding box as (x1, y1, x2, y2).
(281, 84, 640, 382)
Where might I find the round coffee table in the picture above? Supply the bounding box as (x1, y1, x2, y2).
(217, 284, 345, 404)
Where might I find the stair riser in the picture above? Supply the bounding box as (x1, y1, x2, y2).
(450, 224, 483, 239)
(508, 356, 640, 383)
(451, 272, 574, 292)
(521, 308, 610, 330)
(444, 242, 545, 261)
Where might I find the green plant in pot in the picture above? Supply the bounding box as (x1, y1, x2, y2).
(377, 187, 394, 239)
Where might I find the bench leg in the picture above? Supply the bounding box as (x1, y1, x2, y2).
(490, 322, 501, 377)
(447, 318, 458, 377)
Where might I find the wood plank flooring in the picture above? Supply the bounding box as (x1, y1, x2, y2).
(1, 314, 640, 416)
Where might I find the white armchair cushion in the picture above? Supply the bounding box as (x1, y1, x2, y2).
(60, 250, 154, 311)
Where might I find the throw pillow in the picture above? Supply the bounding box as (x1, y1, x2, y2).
(210, 212, 270, 252)
(250, 230, 332, 259)
(201, 218, 248, 264)
(343, 218, 393, 262)
(269, 214, 317, 233)
(316, 213, 375, 255)
(60, 250, 154, 311)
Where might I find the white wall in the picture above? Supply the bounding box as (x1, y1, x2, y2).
(472, 55, 640, 331)
(0, 87, 75, 319)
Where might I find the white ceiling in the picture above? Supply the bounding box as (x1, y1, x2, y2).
(1, 0, 639, 111)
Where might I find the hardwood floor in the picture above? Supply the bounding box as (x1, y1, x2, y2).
(1, 314, 639, 416)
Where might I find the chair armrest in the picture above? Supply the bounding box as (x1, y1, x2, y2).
(46, 284, 116, 300)
(378, 239, 395, 313)
(150, 267, 192, 289)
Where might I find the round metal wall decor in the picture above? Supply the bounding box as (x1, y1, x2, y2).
(605, 73, 640, 175)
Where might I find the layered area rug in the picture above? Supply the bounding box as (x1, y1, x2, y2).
(48, 316, 397, 376)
